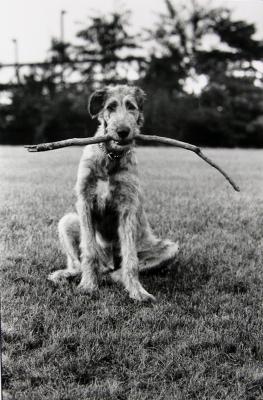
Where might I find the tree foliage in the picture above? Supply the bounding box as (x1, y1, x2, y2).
(74, 10, 142, 84)
(145, 0, 263, 91)
(0, 1, 263, 147)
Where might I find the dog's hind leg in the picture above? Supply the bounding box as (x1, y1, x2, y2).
(137, 234, 179, 273)
(110, 209, 179, 284)
(137, 210, 179, 273)
(110, 235, 179, 283)
(48, 213, 81, 284)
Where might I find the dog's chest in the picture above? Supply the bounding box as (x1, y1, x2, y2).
(94, 179, 112, 211)
(92, 178, 119, 242)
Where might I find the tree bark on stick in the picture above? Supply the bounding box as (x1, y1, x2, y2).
(24, 135, 110, 152)
(25, 134, 240, 192)
(135, 134, 240, 192)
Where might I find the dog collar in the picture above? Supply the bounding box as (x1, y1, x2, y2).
(98, 142, 131, 161)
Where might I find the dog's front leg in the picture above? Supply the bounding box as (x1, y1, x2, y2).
(76, 196, 100, 294)
(119, 211, 156, 302)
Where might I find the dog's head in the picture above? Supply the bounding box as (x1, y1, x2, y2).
(88, 85, 146, 153)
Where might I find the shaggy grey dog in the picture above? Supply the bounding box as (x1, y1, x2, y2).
(49, 85, 179, 301)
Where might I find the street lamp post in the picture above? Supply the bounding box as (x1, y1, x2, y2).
(12, 38, 20, 83)
(60, 10, 66, 85)
(60, 10, 66, 43)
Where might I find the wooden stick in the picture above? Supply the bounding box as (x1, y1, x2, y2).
(25, 134, 240, 191)
(24, 135, 111, 152)
(135, 134, 240, 192)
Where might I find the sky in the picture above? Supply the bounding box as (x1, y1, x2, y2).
(0, 0, 263, 83)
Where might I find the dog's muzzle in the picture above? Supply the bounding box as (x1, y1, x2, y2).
(116, 125, 130, 140)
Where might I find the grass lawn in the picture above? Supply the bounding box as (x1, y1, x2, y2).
(1, 145, 263, 400)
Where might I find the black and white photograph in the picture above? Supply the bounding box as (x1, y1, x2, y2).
(1, 0, 263, 399)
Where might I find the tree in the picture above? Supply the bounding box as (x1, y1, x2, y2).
(144, 0, 263, 92)
(74, 10, 143, 85)
(196, 8, 263, 84)
(141, 0, 263, 147)
(144, 0, 216, 92)
(0, 72, 47, 144)
(48, 38, 73, 86)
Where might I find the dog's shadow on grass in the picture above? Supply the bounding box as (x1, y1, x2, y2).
(140, 255, 212, 300)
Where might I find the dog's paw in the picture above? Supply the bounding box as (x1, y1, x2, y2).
(165, 239, 179, 257)
(128, 281, 156, 303)
(173, 241, 179, 254)
(110, 269, 123, 283)
(77, 280, 99, 296)
(48, 270, 69, 285)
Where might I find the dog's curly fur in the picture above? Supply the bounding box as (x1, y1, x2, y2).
(48, 85, 179, 301)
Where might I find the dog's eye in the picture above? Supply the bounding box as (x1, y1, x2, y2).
(126, 101, 136, 111)
(107, 102, 117, 112)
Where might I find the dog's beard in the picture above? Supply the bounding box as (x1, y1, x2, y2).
(106, 138, 134, 154)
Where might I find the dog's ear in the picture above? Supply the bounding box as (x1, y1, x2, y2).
(134, 87, 146, 111)
(88, 88, 108, 118)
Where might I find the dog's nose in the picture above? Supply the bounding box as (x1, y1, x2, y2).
(117, 126, 130, 139)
